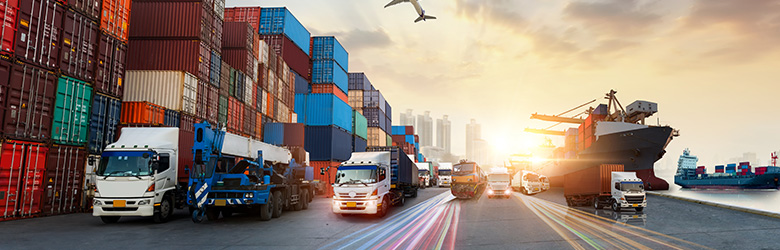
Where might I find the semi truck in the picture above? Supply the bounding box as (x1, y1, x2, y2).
(416, 163, 429, 189)
(564, 164, 647, 212)
(438, 163, 452, 187)
(330, 146, 418, 217)
(486, 169, 512, 198)
(512, 170, 542, 195)
(416, 161, 439, 187)
(187, 122, 314, 222)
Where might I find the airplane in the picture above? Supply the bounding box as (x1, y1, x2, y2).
(384, 0, 437, 23)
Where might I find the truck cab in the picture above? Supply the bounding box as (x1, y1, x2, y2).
(418, 169, 430, 188)
(93, 128, 181, 224)
(610, 172, 647, 212)
(332, 154, 392, 217)
(438, 164, 452, 187)
(486, 171, 511, 198)
(513, 170, 542, 195)
(540, 175, 550, 191)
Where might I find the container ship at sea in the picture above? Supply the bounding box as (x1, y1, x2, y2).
(520, 90, 678, 190)
(675, 149, 780, 189)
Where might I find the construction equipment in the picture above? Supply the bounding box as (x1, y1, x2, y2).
(187, 122, 314, 223)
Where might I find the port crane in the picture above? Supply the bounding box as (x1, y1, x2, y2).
(772, 152, 778, 167)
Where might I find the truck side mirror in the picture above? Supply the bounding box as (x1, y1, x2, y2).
(320, 168, 325, 175)
(614, 183, 620, 190)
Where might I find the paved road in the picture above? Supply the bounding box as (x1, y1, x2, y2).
(4, 187, 780, 249)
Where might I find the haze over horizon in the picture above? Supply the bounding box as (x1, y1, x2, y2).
(229, 0, 780, 167)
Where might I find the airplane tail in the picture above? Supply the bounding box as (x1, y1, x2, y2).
(414, 15, 436, 23)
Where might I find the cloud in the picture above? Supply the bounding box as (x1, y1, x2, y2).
(454, 0, 527, 29)
(325, 28, 393, 51)
(564, 0, 662, 37)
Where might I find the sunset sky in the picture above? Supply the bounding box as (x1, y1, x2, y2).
(229, 0, 780, 167)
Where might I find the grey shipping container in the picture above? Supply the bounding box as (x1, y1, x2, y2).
(366, 146, 418, 186)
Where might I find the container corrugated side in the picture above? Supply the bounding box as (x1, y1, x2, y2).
(311, 36, 348, 71)
(100, 0, 131, 41)
(128, 2, 211, 42)
(258, 7, 310, 56)
(222, 21, 254, 52)
(348, 72, 373, 91)
(353, 110, 367, 140)
(15, 0, 65, 69)
(94, 31, 127, 98)
(311, 59, 347, 93)
(5, 63, 57, 141)
(88, 93, 121, 154)
(68, 0, 101, 20)
(120, 101, 164, 125)
(124, 70, 198, 115)
(60, 9, 99, 82)
(0, 140, 49, 220)
(304, 125, 351, 162)
(352, 135, 366, 153)
(224, 7, 261, 31)
(303, 94, 352, 133)
(0, 0, 18, 55)
(52, 76, 93, 145)
(127, 40, 210, 82)
(259, 34, 311, 81)
(42, 144, 86, 216)
(210, 50, 221, 87)
(263, 122, 284, 145)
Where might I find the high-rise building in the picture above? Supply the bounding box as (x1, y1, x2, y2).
(400, 109, 415, 126)
(436, 115, 451, 154)
(466, 119, 481, 162)
(417, 111, 432, 147)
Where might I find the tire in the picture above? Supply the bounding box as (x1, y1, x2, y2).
(612, 200, 621, 212)
(259, 193, 273, 221)
(411, 189, 418, 198)
(635, 207, 644, 212)
(376, 196, 389, 218)
(395, 193, 405, 207)
(593, 197, 602, 210)
(206, 208, 220, 221)
(100, 216, 121, 224)
(301, 191, 309, 210)
(272, 190, 283, 218)
(191, 208, 205, 223)
(153, 195, 173, 223)
(293, 190, 303, 211)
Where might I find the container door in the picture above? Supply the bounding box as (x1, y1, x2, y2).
(1, 141, 48, 220)
(44, 145, 85, 215)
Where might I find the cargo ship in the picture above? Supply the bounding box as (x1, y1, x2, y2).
(674, 149, 780, 189)
(525, 90, 677, 190)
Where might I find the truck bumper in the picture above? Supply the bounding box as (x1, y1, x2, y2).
(332, 199, 379, 215)
(620, 202, 647, 208)
(93, 198, 155, 217)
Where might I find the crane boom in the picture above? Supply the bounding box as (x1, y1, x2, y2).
(523, 128, 566, 136)
(530, 113, 585, 124)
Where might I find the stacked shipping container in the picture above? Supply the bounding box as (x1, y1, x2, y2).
(348, 72, 392, 147)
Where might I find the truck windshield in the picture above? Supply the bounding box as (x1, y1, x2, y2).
(418, 170, 429, 177)
(439, 170, 451, 176)
(454, 163, 475, 173)
(97, 151, 153, 177)
(191, 158, 217, 179)
(489, 174, 510, 182)
(335, 166, 377, 184)
(621, 182, 644, 191)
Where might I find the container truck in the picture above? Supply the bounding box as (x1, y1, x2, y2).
(564, 164, 647, 212)
(438, 163, 452, 187)
(330, 146, 418, 217)
(187, 122, 314, 223)
(512, 170, 543, 195)
(416, 162, 430, 188)
(486, 169, 512, 198)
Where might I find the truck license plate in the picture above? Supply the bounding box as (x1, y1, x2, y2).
(632, 204, 638, 207)
(346, 202, 356, 208)
(113, 200, 125, 208)
(215, 200, 227, 206)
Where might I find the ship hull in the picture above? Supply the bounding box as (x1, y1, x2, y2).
(675, 174, 780, 189)
(539, 126, 674, 190)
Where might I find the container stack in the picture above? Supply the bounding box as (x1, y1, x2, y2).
(0, 0, 132, 221)
(577, 104, 608, 151)
(564, 128, 578, 159)
(725, 164, 737, 175)
(391, 126, 421, 162)
(715, 165, 725, 173)
(348, 72, 393, 147)
(738, 162, 751, 176)
(257, 7, 311, 81)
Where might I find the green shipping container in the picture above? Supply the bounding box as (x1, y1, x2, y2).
(219, 95, 228, 126)
(53, 76, 93, 145)
(352, 110, 367, 140)
(229, 68, 236, 97)
(386, 134, 392, 146)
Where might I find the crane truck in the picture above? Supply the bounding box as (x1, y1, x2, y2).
(187, 122, 314, 222)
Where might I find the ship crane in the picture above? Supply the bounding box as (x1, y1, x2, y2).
(524, 99, 597, 136)
(772, 152, 778, 167)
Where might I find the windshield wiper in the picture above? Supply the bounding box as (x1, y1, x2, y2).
(103, 171, 127, 179)
(339, 179, 369, 187)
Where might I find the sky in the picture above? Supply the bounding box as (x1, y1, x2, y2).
(228, 0, 780, 167)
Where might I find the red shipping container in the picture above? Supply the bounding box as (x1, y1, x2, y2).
(310, 161, 340, 197)
(0, 0, 18, 55)
(224, 7, 261, 31)
(0, 140, 48, 221)
(196, 80, 219, 125)
(311, 84, 348, 105)
(259, 34, 311, 81)
(68, 0, 101, 21)
(129, 2, 212, 45)
(60, 9, 99, 82)
(178, 114, 195, 184)
(0, 58, 10, 126)
(42, 144, 86, 216)
(283, 123, 305, 147)
(95, 31, 127, 98)
(127, 39, 211, 82)
(15, 0, 65, 69)
(227, 96, 243, 135)
(100, 0, 131, 42)
(222, 22, 253, 52)
(222, 48, 255, 81)
(211, 10, 222, 50)
(5, 62, 57, 141)
(121, 101, 164, 125)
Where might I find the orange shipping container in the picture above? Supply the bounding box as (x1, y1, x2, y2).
(255, 111, 263, 140)
(266, 94, 274, 119)
(101, 0, 131, 41)
(310, 161, 341, 198)
(311, 84, 348, 104)
(121, 101, 164, 125)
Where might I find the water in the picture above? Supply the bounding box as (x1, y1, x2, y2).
(653, 167, 780, 214)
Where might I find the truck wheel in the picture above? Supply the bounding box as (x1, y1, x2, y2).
(593, 197, 602, 210)
(153, 195, 173, 223)
(301, 191, 309, 210)
(635, 207, 644, 212)
(272, 190, 283, 218)
(259, 193, 273, 221)
(192, 208, 205, 223)
(293, 191, 303, 211)
(206, 208, 220, 221)
(376, 196, 389, 218)
(611, 200, 621, 212)
(100, 216, 121, 224)
(396, 194, 405, 206)
(411, 188, 418, 198)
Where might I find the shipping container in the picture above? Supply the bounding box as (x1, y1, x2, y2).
(0, 0, 18, 55)
(0, 58, 10, 125)
(564, 164, 624, 198)
(94, 31, 127, 98)
(42, 144, 86, 216)
(266, 92, 274, 119)
(60, 9, 99, 82)
(211, 7, 223, 50)
(362, 107, 388, 132)
(222, 21, 254, 52)
(164, 109, 180, 127)
(120, 101, 164, 125)
(88, 93, 121, 154)
(5, 63, 57, 141)
(305, 125, 351, 162)
(0, 140, 48, 221)
(311, 83, 347, 104)
(386, 134, 392, 147)
(52, 76, 93, 145)
(15, 0, 65, 69)
(353, 110, 367, 140)
(68, 0, 101, 20)
(310, 160, 339, 197)
(224, 7, 261, 31)
(243, 104, 255, 136)
(301, 93, 352, 133)
(212, 0, 224, 20)
(100, 0, 131, 41)
(311, 60, 347, 93)
(130, 2, 211, 42)
(259, 34, 311, 81)
(244, 77, 253, 105)
(196, 80, 218, 125)
(124, 70, 198, 115)
(127, 40, 211, 82)
(263, 122, 284, 145)
(391, 126, 406, 135)
(311, 36, 348, 71)
(220, 59, 230, 92)
(227, 96, 243, 134)
(222, 48, 256, 82)
(210, 50, 221, 87)
(348, 72, 373, 91)
(217, 95, 227, 126)
(367, 127, 387, 147)
(362, 90, 386, 113)
(352, 135, 366, 153)
(254, 111, 263, 139)
(347, 90, 363, 109)
(258, 7, 310, 55)
(178, 114, 195, 184)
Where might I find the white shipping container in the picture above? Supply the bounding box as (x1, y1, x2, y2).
(251, 56, 259, 82)
(291, 112, 297, 123)
(244, 77, 253, 105)
(278, 104, 289, 123)
(258, 40, 269, 67)
(124, 70, 198, 115)
(267, 68, 276, 95)
(261, 90, 268, 115)
(276, 77, 284, 99)
(367, 127, 386, 147)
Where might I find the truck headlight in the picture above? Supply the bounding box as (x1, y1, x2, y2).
(93, 200, 102, 206)
(487, 189, 494, 195)
(245, 193, 254, 198)
(504, 189, 512, 195)
(138, 199, 150, 205)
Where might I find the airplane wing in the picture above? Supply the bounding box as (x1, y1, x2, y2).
(384, 0, 406, 8)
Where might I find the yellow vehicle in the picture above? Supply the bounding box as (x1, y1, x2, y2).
(450, 160, 487, 199)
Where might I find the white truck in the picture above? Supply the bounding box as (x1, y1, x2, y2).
(416, 162, 430, 188)
(486, 169, 512, 198)
(438, 163, 452, 187)
(92, 128, 190, 223)
(604, 172, 647, 212)
(512, 170, 542, 195)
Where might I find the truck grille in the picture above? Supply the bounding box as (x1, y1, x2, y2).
(337, 193, 368, 199)
(209, 192, 242, 199)
(626, 195, 644, 204)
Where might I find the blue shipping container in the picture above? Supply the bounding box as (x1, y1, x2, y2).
(362, 107, 387, 132)
(294, 93, 306, 121)
(88, 93, 122, 154)
(305, 125, 352, 161)
(392, 126, 406, 135)
(293, 70, 309, 94)
(362, 90, 386, 113)
(259, 7, 311, 56)
(210, 51, 221, 87)
(353, 135, 367, 153)
(303, 94, 352, 133)
(311, 36, 348, 72)
(164, 109, 181, 127)
(311, 60, 348, 93)
(348, 72, 373, 91)
(406, 135, 415, 145)
(263, 123, 285, 146)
